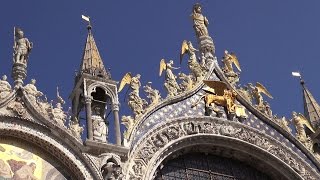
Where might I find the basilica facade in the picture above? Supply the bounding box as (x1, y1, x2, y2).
(0, 4, 320, 180)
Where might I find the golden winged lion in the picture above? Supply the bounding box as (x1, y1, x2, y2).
(191, 80, 239, 117)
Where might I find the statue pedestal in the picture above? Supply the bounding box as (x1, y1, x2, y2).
(11, 62, 27, 88)
(198, 35, 215, 58)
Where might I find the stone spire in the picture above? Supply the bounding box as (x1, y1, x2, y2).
(79, 23, 110, 79)
(70, 17, 122, 147)
(300, 79, 320, 130)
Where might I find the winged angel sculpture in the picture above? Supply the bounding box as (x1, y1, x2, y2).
(159, 59, 181, 97)
(119, 73, 147, 117)
(180, 40, 205, 81)
(192, 80, 247, 119)
(292, 111, 315, 149)
(248, 82, 273, 108)
(222, 50, 241, 85)
(222, 50, 241, 74)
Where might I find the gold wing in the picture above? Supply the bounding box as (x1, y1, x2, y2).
(203, 80, 228, 96)
(297, 113, 315, 133)
(256, 82, 273, 99)
(202, 87, 216, 94)
(118, 72, 132, 92)
(180, 40, 189, 64)
(230, 53, 241, 72)
(159, 59, 167, 76)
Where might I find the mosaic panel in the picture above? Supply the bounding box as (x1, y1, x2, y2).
(0, 142, 69, 179)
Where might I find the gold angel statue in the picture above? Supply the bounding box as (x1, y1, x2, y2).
(119, 73, 147, 117)
(248, 82, 273, 108)
(159, 59, 181, 97)
(292, 111, 315, 143)
(222, 50, 241, 74)
(119, 73, 141, 95)
(180, 40, 204, 81)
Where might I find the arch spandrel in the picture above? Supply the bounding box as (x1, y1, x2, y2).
(125, 117, 320, 180)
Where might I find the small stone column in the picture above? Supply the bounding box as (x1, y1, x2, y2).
(112, 102, 121, 145)
(85, 96, 93, 140)
(198, 36, 215, 59)
(12, 62, 27, 88)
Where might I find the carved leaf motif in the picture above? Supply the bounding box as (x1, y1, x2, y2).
(7, 98, 26, 117)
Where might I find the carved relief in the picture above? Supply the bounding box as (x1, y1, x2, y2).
(68, 117, 84, 140)
(7, 97, 26, 117)
(100, 153, 123, 180)
(178, 72, 194, 91)
(143, 83, 161, 108)
(127, 118, 319, 180)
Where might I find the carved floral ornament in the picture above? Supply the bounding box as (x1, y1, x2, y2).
(125, 117, 320, 180)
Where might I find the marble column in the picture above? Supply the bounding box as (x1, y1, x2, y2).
(112, 102, 121, 145)
(85, 96, 93, 140)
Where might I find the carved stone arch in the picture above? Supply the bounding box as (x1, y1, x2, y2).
(0, 120, 98, 180)
(146, 135, 300, 180)
(87, 82, 118, 105)
(126, 117, 320, 180)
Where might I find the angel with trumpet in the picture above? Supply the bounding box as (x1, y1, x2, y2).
(159, 59, 181, 97)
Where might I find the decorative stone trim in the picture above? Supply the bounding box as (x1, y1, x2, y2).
(126, 117, 320, 180)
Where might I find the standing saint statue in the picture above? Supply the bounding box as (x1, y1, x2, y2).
(191, 3, 209, 38)
(24, 79, 43, 103)
(13, 28, 33, 65)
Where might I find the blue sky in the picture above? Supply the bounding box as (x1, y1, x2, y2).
(1, 1, 320, 141)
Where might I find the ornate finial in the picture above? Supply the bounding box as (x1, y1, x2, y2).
(11, 27, 33, 87)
